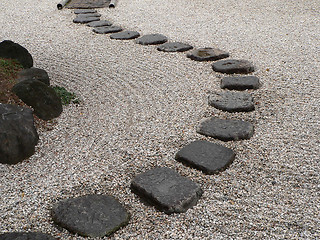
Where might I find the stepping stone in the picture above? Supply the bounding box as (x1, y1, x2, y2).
(76, 13, 101, 18)
(0, 232, 56, 240)
(73, 16, 100, 24)
(93, 26, 122, 34)
(157, 42, 193, 52)
(74, 9, 97, 14)
(87, 20, 112, 27)
(212, 59, 254, 74)
(196, 117, 254, 141)
(131, 167, 203, 214)
(221, 76, 260, 90)
(136, 34, 168, 45)
(52, 194, 130, 238)
(187, 47, 229, 61)
(175, 140, 235, 174)
(17, 67, 50, 85)
(208, 91, 255, 112)
(110, 31, 140, 40)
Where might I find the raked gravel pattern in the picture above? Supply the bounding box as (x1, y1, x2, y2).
(1, 0, 319, 239)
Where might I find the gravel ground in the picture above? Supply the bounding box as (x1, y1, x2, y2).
(1, 0, 319, 239)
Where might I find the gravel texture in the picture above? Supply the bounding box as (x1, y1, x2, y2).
(0, 0, 319, 239)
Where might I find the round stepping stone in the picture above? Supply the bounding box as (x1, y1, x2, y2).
(93, 26, 122, 34)
(73, 16, 100, 24)
(187, 47, 229, 61)
(0, 232, 56, 240)
(77, 13, 101, 18)
(157, 42, 193, 52)
(175, 140, 235, 174)
(221, 76, 260, 90)
(212, 59, 254, 74)
(74, 9, 97, 14)
(131, 167, 203, 214)
(208, 91, 255, 112)
(52, 194, 130, 238)
(87, 20, 112, 27)
(110, 31, 140, 40)
(135, 34, 168, 45)
(196, 117, 254, 141)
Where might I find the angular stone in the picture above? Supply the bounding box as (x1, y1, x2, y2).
(87, 20, 112, 27)
(157, 42, 193, 52)
(187, 47, 229, 61)
(17, 67, 50, 85)
(76, 13, 101, 18)
(208, 91, 255, 112)
(135, 34, 168, 45)
(175, 140, 235, 174)
(52, 194, 130, 238)
(131, 167, 203, 214)
(73, 16, 100, 24)
(110, 31, 140, 40)
(74, 9, 97, 14)
(93, 26, 122, 34)
(0, 104, 38, 165)
(212, 59, 254, 74)
(0, 232, 56, 240)
(221, 76, 260, 90)
(197, 117, 254, 141)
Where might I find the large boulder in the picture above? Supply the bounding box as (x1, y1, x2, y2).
(12, 79, 62, 120)
(0, 40, 33, 68)
(17, 67, 50, 85)
(0, 103, 39, 164)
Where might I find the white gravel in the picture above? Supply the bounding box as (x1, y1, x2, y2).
(1, 0, 319, 239)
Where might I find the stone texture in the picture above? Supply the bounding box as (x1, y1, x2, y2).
(93, 26, 122, 34)
(135, 34, 168, 45)
(0, 232, 56, 240)
(131, 167, 203, 214)
(208, 91, 255, 112)
(110, 31, 140, 40)
(197, 117, 254, 141)
(212, 59, 255, 74)
(187, 47, 229, 61)
(0, 104, 38, 165)
(74, 9, 97, 14)
(17, 67, 50, 85)
(12, 79, 63, 120)
(221, 76, 260, 90)
(52, 194, 130, 238)
(66, 0, 110, 9)
(73, 16, 100, 24)
(0, 40, 33, 69)
(76, 13, 101, 18)
(87, 20, 112, 27)
(157, 42, 193, 52)
(175, 140, 235, 174)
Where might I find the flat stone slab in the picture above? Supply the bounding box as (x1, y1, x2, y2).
(93, 26, 122, 34)
(221, 76, 260, 90)
(157, 42, 193, 52)
(175, 140, 235, 174)
(66, 0, 110, 9)
(187, 48, 229, 61)
(208, 91, 255, 112)
(76, 13, 101, 18)
(197, 117, 254, 141)
(74, 9, 97, 14)
(73, 16, 100, 24)
(136, 34, 168, 45)
(52, 194, 130, 238)
(212, 59, 254, 74)
(0, 232, 56, 240)
(110, 31, 140, 40)
(87, 20, 112, 27)
(131, 167, 203, 214)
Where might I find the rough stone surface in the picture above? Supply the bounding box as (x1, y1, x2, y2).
(51, 194, 130, 238)
(187, 47, 229, 61)
(175, 140, 235, 174)
(212, 59, 255, 74)
(136, 34, 168, 45)
(76, 13, 101, 18)
(0, 40, 33, 68)
(208, 91, 255, 112)
(110, 31, 140, 40)
(0, 232, 56, 240)
(73, 16, 100, 24)
(74, 9, 97, 14)
(197, 117, 254, 141)
(66, 0, 110, 9)
(17, 67, 50, 85)
(157, 42, 193, 52)
(221, 76, 260, 90)
(131, 167, 203, 214)
(12, 79, 63, 120)
(93, 26, 123, 34)
(87, 20, 112, 27)
(0, 104, 38, 165)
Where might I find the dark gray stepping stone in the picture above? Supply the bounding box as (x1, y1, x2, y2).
(212, 59, 254, 74)
(110, 31, 140, 40)
(221, 76, 260, 90)
(131, 167, 203, 214)
(74, 9, 97, 14)
(135, 34, 168, 45)
(187, 47, 229, 61)
(87, 20, 112, 27)
(157, 42, 193, 52)
(93, 26, 122, 34)
(17, 67, 50, 85)
(52, 194, 130, 238)
(196, 117, 254, 141)
(208, 91, 255, 112)
(76, 13, 101, 18)
(73, 16, 100, 24)
(175, 140, 235, 174)
(0, 232, 56, 240)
